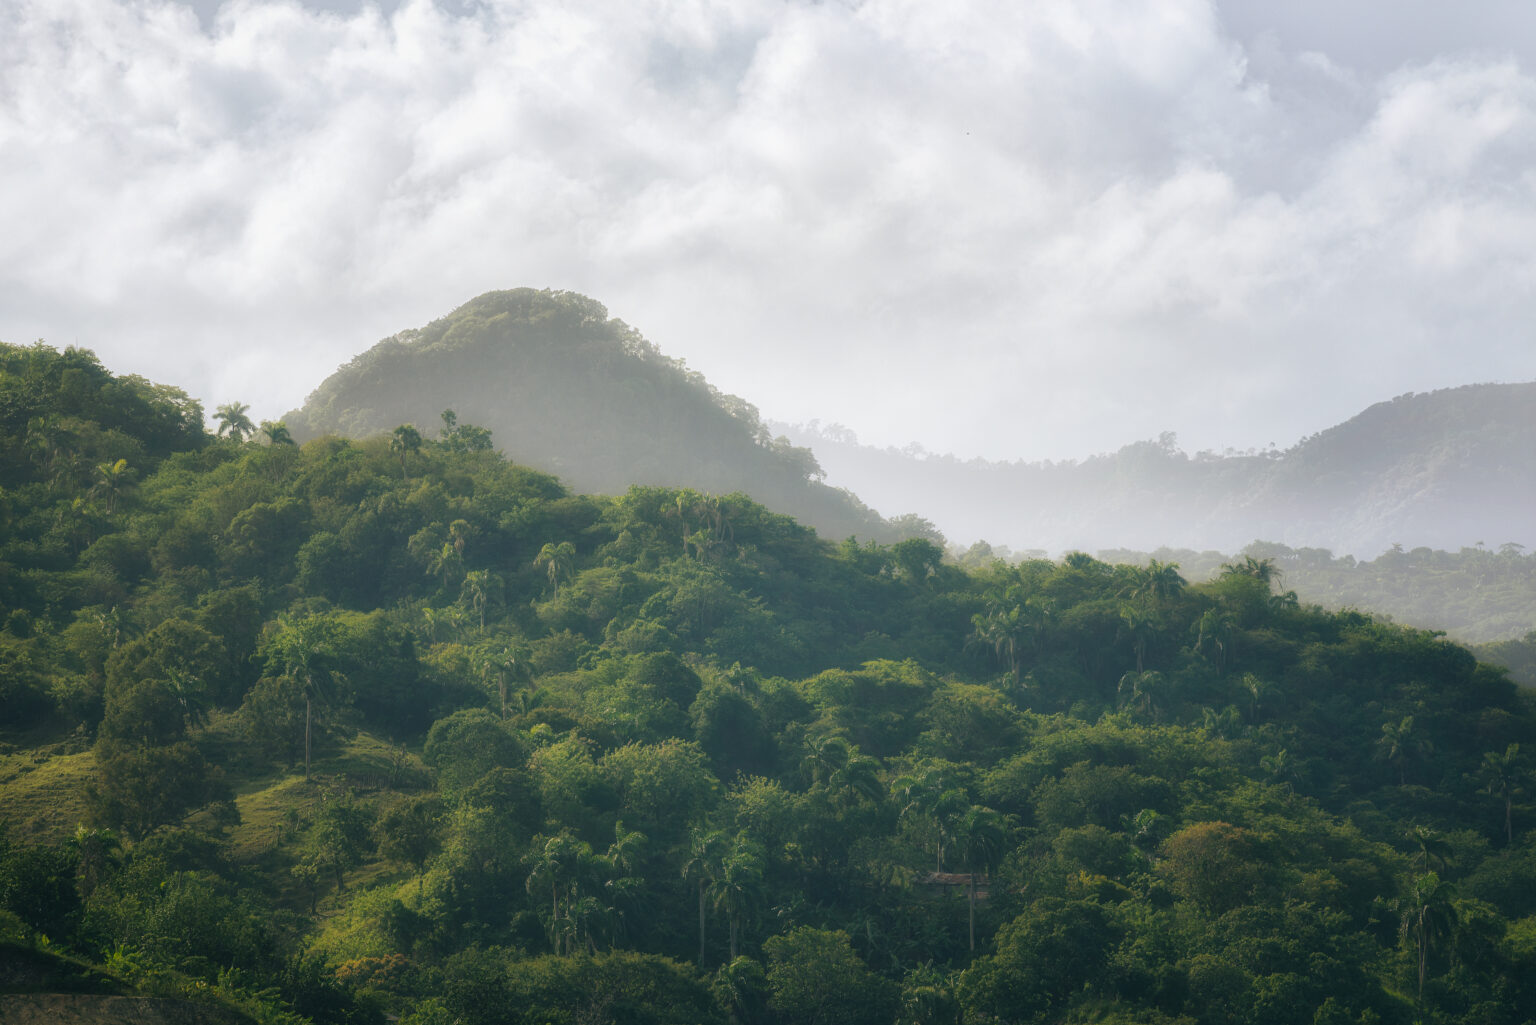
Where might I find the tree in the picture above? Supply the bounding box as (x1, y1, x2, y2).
(64, 825, 120, 900)
(1118, 603, 1159, 674)
(88, 742, 228, 841)
(954, 806, 1007, 951)
(260, 420, 296, 446)
(391, 423, 422, 479)
(1400, 871, 1458, 1003)
(476, 643, 531, 719)
(1376, 715, 1428, 786)
(0, 838, 80, 943)
(90, 458, 135, 514)
(460, 569, 501, 630)
(1476, 743, 1525, 845)
(264, 615, 343, 779)
(1123, 559, 1186, 604)
(1222, 555, 1278, 586)
(969, 588, 1027, 689)
(709, 834, 765, 961)
(423, 709, 524, 800)
(299, 795, 375, 894)
(535, 541, 577, 599)
(376, 795, 444, 883)
(683, 826, 728, 965)
(214, 401, 255, 442)
(763, 927, 898, 1025)
(1194, 609, 1236, 670)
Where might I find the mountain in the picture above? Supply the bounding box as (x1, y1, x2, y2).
(777, 382, 1536, 558)
(285, 288, 898, 542)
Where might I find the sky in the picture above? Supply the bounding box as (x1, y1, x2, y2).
(3, 0, 1536, 463)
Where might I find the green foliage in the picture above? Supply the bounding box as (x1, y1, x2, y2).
(763, 927, 897, 1025)
(0, 343, 1532, 1023)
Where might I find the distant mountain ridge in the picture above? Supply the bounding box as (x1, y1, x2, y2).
(285, 289, 898, 541)
(776, 382, 1536, 558)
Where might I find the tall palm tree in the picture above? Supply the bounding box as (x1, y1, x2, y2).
(90, 459, 135, 514)
(710, 835, 765, 961)
(390, 424, 422, 480)
(1124, 560, 1186, 604)
(459, 569, 499, 630)
(1477, 744, 1524, 845)
(955, 806, 1007, 951)
(1400, 872, 1457, 1003)
(970, 586, 1027, 689)
(214, 402, 255, 442)
(267, 615, 340, 778)
(66, 825, 121, 899)
(534, 541, 576, 599)
(1376, 716, 1426, 786)
(682, 825, 728, 965)
(260, 420, 295, 446)
(1221, 555, 1279, 587)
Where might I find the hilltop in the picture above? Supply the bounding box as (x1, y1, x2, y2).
(285, 289, 899, 543)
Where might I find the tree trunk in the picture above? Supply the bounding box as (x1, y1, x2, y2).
(304, 691, 312, 778)
(698, 880, 707, 965)
(729, 914, 739, 961)
(968, 875, 976, 952)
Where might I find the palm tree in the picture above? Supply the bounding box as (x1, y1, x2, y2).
(1240, 672, 1273, 721)
(534, 541, 576, 599)
(1221, 555, 1279, 586)
(390, 424, 422, 479)
(477, 643, 530, 718)
(260, 420, 296, 446)
(969, 585, 1029, 688)
(682, 825, 728, 965)
(214, 402, 255, 442)
(1123, 560, 1186, 604)
(267, 615, 340, 779)
(829, 751, 884, 810)
(892, 765, 967, 871)
(710, 835, 765, 961)
(459, 569, 499, 630)
(66, 825, 121, 899)
(1119, 603, 1158, 674)
(1376, 715, 1426, 786)
(1408, 825, 1453, 878)
(1477, 744, 1524, 845)
(426, 542, 464, 592)
(525, 832, 594, 955)
(90, 459, 135, 514)
(954, 806, 1007, 951)
(1400, 872, 1457, 1003)
(1194, 609, 1236, 670)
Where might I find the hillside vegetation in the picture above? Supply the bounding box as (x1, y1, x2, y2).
(286, 289, 897, 543)
(1, 341, 1534, 1025)
(780, 381, 1536, 558)
(1083, 541, 1536, 647)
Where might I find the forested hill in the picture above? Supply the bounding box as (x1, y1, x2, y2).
(2, 341, 1536, 1025)
(285, 289, 896, 543)
(778, 381, 1536, 557)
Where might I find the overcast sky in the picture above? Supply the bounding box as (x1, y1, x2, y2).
(4, 0, 1536, 462)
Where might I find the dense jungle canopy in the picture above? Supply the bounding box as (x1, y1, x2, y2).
(0, 340, 1533, 1025)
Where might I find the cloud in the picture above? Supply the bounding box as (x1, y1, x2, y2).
(1, 0, 1534, 461)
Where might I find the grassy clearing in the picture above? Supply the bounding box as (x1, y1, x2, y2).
(0, 745, 95, 843)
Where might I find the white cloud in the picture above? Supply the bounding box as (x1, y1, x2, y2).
(1, 0, 1534, 461)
